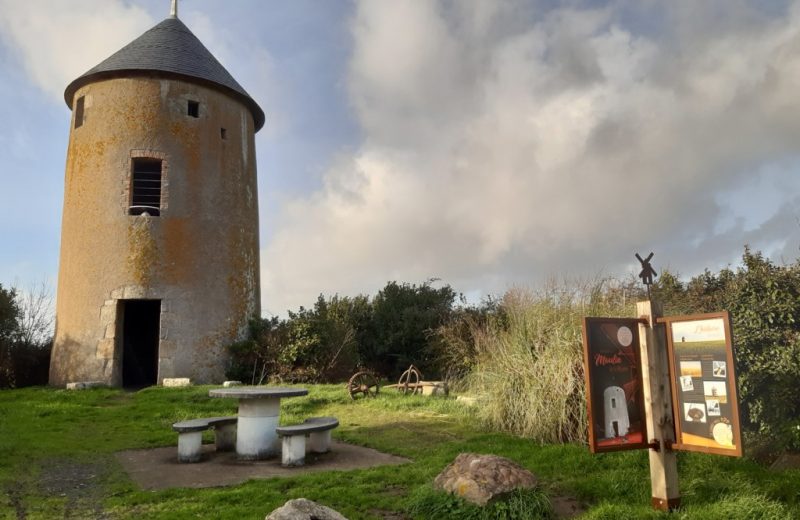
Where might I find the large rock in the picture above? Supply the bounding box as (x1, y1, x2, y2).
(265, 498, 348, 520)
(433, 453, 538, 506)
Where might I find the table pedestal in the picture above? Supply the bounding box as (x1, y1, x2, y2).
(237, 398, 280, 460)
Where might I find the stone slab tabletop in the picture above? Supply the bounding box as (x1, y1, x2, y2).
(209, 387, 309, 399)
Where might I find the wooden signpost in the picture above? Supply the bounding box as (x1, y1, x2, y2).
(581, 254, 742, 512)
(637, 300, 680, 511)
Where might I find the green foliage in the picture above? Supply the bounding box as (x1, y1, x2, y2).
(227, 294, 371, 384)
(225, 247, 800, 454)
(441, 278, 635, 444)
(0, 284, 19, 342)
(225, 316, 287, 384)
(0, 284, 21, 388)
(284, 294, 369, 382)
(433, 301, 497, 384)
(579, 502, 666, 520)
(0, 284, 51, 389)
(680, 494, 793, 520)
(364, 280, 457, 377)
(407, 486, 554, 520)
(0, 386, 797, 518)
(226, 280, 457, 383)
(725, 251, 800, 451)
(654, 247, 800, 453)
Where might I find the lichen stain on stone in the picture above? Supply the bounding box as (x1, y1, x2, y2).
(169, 121, 183, 138)
(226, 227, 257, 339)
(126, 217, 159, 287)
(162, 218, 194, 284)
(192, 332, 227, 381)
(184, 134, 202, 182)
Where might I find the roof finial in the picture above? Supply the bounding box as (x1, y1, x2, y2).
(170, 0, 178, 18)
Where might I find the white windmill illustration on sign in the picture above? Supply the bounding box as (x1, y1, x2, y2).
(604, 386, 630, 438)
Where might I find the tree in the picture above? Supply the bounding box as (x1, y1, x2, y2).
(363, 280, 457, 377)
(653, 248, 800, 452)
(0, 284, 21, 387)
(15, 280, 54, 348)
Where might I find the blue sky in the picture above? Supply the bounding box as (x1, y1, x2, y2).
(1, 0, 800, 318)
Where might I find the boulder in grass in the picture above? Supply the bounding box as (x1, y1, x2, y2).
(223, 380, 243, 388)
(434, 453, 538, 506)
(265, 498, 348, 520)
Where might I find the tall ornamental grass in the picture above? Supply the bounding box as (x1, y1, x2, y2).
(457, 278, 636, 443)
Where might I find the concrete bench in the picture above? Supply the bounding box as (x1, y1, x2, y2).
(275, 417, 339, 467)
(172, 416, 237, 463)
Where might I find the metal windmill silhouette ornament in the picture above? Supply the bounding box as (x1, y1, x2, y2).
(636, 252, 657, 298)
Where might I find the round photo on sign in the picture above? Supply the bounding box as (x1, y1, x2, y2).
(712, 421, 734, 446)
(617, 326, 633, 347)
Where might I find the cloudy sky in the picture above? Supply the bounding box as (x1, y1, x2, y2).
(1, 0, 799, 316)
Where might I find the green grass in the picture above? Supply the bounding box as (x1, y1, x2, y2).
(408, 486, 554, 519)
(0, 385, 798, 519)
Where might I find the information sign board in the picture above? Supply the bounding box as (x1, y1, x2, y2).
(662, 312, 742, 457)
(582, 317, 648, 453)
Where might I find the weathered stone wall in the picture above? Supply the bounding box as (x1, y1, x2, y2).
(50, 77, 260, 386)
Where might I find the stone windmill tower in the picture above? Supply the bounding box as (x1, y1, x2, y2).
(50, 1, 264, 387)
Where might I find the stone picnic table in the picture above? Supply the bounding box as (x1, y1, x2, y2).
(209, 386, 308, 460)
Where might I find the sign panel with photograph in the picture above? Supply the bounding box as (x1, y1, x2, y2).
(663, 312, 742, 457)
(582, 318, 648, 453)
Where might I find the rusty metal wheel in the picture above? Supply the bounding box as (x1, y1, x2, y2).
(347, 371, 380, 400)
(397, 365, 422, 395)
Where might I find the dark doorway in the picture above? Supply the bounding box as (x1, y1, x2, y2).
(121, 300, 160, 388)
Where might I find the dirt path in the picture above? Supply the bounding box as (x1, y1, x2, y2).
(3, 459, 112, 519)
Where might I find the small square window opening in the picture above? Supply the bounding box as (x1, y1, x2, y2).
(74, 96, 85, 128)
(220, 128, 227, 139)
(187, 100, 199, 118)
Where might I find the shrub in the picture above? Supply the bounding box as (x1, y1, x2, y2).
(363, 280, 457, 377)
(451, 279, 635, 444)
(433, 301, 496, 387)
(283, 294, 366, 382)
(226, 294, 368, 384)
(654, 248, 800, 453)
(225, 316, 288, 384)
(725, 251, 800, 452)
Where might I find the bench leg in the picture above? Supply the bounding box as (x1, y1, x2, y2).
(309, 430, 332, 453)
(215, 423, 236, 452)
(281, 435, 306, 467)
(177, 431, 203, 463)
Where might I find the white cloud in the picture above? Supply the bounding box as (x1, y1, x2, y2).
(261, 0, 800, 314)
(0, 1, 277, 115)
(0, 0, 154, 102)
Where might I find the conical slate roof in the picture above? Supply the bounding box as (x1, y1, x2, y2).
(64, 17, 264, 131)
